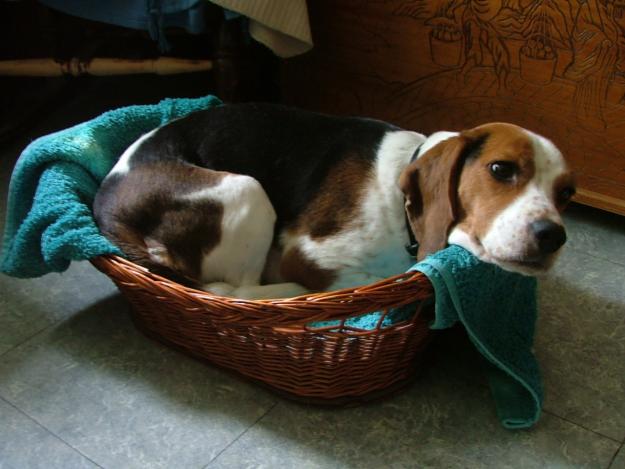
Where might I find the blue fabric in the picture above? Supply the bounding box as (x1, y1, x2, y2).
(1, 95, 222, 277)
(310, 245, 541, 429)
(40, 0, 208, 52)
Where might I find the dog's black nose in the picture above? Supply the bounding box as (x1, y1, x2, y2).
(531, 219, 566, 254)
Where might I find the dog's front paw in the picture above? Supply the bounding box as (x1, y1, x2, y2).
(232, 283, 310, 300)
(202, 282, 235, 297)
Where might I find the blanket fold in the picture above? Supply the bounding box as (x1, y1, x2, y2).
(413, 245, 542, 429)
(1, 95, 222, 277)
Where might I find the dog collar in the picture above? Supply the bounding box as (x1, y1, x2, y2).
(409, 141, 423, 163)
(404, 143, 423, 258)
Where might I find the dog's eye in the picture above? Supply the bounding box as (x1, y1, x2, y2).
(558, 186, 576, 204)
(489, 161, 518, 181)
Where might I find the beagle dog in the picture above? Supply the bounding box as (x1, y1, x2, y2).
(93, 103, 575, 299)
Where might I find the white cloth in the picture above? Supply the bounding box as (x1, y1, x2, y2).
(209, 0, 313, 57)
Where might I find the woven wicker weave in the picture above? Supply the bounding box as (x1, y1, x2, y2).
(91, 255, 435, 403)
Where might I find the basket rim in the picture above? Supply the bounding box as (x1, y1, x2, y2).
(90, 254, 433, 326)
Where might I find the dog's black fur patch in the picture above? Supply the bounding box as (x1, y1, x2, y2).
(132, 103, 398, 230)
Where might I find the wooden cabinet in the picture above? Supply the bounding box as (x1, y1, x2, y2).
(282, 0, 625, 215)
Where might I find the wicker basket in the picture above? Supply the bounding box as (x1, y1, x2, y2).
(90, 255, 435, 404)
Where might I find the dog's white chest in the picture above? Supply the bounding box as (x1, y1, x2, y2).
(328, 234, 414, 290)
(364, 244, 414, 276)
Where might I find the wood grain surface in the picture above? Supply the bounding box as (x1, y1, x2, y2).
(282, 0, 625, 215)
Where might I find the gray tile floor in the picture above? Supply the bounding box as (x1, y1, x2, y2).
(1, 108, 625, 468)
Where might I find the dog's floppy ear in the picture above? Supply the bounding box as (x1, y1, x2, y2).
(399, 131, 487, 260)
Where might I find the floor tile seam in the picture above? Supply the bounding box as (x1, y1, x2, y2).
(542, 408, 622, 443)
(203, 401, 279, 468)
(0, 394, 104, 468)
(565, 246, 625, 269)
(541, 368, 625, 419)
(429, 376, 623, 441)
(0, 319, 58, 358)
(607, 441, 624, 469)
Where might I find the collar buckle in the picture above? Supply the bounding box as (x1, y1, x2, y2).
(405, 241, 420, 257)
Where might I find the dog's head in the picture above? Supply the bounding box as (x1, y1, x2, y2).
(399, 123, 575, 275)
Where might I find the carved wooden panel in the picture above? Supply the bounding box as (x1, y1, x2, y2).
(282, 0, 625, 215)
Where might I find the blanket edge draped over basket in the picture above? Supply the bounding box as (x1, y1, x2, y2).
(1, 95, 222, 277)
(413, 249, 542, 429)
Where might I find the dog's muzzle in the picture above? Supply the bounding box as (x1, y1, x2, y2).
(531, 219, 567, 254)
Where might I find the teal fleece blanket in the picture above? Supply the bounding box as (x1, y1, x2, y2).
(312, 245, 541, 429)
(1, 95, 222, 277)
(1, 96, 541, 429)
(414, 246, 541, 429)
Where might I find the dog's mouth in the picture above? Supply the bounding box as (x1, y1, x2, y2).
(493, 256, 555, 276)
(451, 230, 562, 276)
(478, 241, 555, 274)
